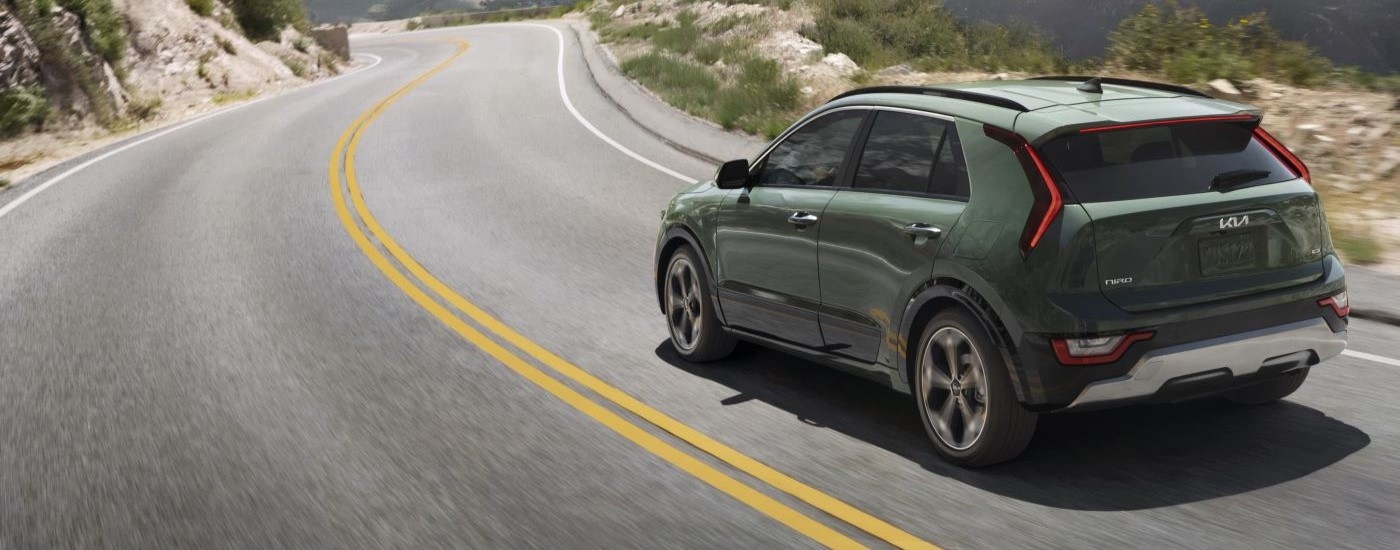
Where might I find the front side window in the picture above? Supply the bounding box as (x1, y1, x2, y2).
(852, 111, 969, 198)
(754, 110, 866, 187)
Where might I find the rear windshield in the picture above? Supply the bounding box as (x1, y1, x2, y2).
(1040, 122, 1296, 203)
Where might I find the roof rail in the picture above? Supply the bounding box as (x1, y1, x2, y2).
(829, 86, 1030, 112)
(1028, 76, 1211, 98)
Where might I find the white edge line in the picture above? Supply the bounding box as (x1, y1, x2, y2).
(520, 23, 696, 184)
(1342, 349, 1400, 368)
(0, 53, 385, 222)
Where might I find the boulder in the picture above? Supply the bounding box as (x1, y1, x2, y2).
(821, 52, 858, 76)
(1207, 78, 1243, 99)
(0, 6, 42, 89)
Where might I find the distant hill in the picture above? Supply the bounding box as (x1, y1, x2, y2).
(307, 0, 1396, 73)
(941, 0, 1398, 72)
(305, 0, 565, 22)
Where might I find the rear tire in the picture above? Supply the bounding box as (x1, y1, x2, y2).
(1225, 368, 1309, 405)
(664, 246, 736, 362)
(913, 308, 1037, 467)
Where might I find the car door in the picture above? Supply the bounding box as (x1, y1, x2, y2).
(714, 108, 868, 348)
(817, 109, 971, 364)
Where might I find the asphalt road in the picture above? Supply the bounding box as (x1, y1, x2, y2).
(2, 22, 1399, 549)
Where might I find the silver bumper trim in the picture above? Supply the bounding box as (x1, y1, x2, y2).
(1064, 318, 1346, 409)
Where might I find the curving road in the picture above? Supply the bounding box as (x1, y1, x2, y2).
(3, 22, 1400, 549)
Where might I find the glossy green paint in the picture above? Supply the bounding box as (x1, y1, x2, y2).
(714, 186, 836, 348)
(655, 79, 1344, 394)
(817, 190, 966, 364)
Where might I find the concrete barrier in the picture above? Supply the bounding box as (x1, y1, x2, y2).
(309, 25, 350, 59)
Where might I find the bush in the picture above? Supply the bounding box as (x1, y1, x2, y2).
(652, 11, 700, 55)
(1106, 1, 1335, 86)
(0, 88, 50, 136)
(55, 0, 126, 62)
(621, 52, 799, 138)
(228, 0, 307, 41)
(804, 0, 1064, 72)
(186, 0, 214, 17)
(126, 95, 162, 121)
(281, 56, 308, 77)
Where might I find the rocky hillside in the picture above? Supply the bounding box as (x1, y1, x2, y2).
(1, 0, 338, 137)
(586, 0, 1400, 268)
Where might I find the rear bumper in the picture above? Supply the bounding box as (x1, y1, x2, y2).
(1061, 317, 1345, 410)
(1011, 288, 1349, 410)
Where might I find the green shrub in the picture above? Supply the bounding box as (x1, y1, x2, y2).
(186, 0, 214, 17)
(281, 56, 308, 77)
(1107, 1, 1335, 86)
(216, 35, 238, 55)
(804, 0, 1064, 72)
(653, 11, 700, 54)
(55, 0, 126, 62)
(127, 95, 162, 121)
(621, 52, 720, 111)
(228, 0, 307, 42)
(0, 88, 50, 136)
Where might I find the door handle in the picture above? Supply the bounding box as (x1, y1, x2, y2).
(788, 211, 819, 225)
(903, 223, 943, 238)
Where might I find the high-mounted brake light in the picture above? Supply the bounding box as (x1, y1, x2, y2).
(983, 124, 1063, 254)
(1078, 114, 1256, 134)
(1318, 291, 1349, 318)
(1051, 331, 1155, 366)
(1253, 127, 1311, 184)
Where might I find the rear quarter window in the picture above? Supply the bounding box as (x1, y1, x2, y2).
(1041, 121, 1296, 203)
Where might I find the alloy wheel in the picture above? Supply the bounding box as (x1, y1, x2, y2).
(666, 257, 703, 352)
(919, 327, 990, 451)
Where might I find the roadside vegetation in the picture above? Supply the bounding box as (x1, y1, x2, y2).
(802, 0, 1067, 74)
(597, 8, 802, 137)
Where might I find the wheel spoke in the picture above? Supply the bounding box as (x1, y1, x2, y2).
(963, 363, 983, 393)
(941, 334, 961, 380)
(689, 312, 702, 343)
(935, 396, 957, 434)
(962, 405, 986, 448)
(922, 361, 952, 392)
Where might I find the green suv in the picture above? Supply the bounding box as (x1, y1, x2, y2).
(654, 77, 1349, 466)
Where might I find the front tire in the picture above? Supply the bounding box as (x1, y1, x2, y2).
(1225, 368, 1309, 405)
(913, 308, 1037, 467)
(664, 246, 736, 362)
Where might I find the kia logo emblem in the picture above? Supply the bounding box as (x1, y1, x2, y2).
(1218, 215, 1251, 229)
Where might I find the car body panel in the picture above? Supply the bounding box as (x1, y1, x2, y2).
(817, 190, 965, 364)
(714, 186, 837, 347)
(654, 79, 1347, 413)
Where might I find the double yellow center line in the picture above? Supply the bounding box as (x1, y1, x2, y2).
(328, 38, 939, 550)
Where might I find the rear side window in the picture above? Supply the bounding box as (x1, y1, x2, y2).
(852, 111, 969, 198)
(754, 110, 866, 187)
(1041, 121, 1296, 203)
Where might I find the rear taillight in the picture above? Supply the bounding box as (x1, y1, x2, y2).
(1318, 291, 1349, 317)
(1254, 127, 1311, 184)
(1051, 331, 1155, 366)
(984, 124, 1063, 254)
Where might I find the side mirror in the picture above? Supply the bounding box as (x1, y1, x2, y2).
(715, 159, 750, 189)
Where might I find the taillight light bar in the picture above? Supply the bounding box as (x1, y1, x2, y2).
(1077, 114, 1256, 134)
(1318, 291, 1349, 318)
(983, 124, 1063, 254)
(1051, 331, 1155, 366)
(1253, 127, 1311, 184)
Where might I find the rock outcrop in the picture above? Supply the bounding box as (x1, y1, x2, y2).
(0, 6, 41, 89)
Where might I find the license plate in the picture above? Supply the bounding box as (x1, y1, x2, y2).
(1200, 234, 1260, 277)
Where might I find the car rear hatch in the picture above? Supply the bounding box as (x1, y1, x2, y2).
(1039, 117, 1327, 312)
